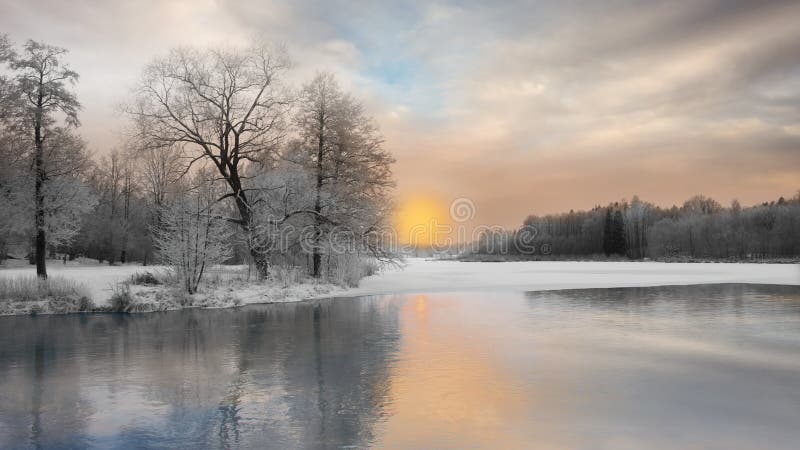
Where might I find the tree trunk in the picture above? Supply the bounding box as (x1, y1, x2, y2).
(312, 117, 325, 278)
(120, 172, 131, 264)
(34, 98, 47, 280)
(233, 191, 270, 278)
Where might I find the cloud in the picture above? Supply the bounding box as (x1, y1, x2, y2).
(1, 0, 798, 227)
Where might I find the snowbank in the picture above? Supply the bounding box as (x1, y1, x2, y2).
(113, 281, 344, 313)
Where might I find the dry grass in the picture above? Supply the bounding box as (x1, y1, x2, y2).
(0, 275, 93, 314)
(328, 254, 380, 287)
(272, 265, 304, 288)
(0, 276, 91, 302)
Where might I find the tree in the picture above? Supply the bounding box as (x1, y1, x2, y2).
(288, 72, 395, 277)
(611, 210, 627, 256)
(134, 142, 182, 211)
(4, 128, 95, 259)
(602, 208, 613, 256)
(2, 39, 80, 278)
(0, 34, 22, 261)
(290, 73, 340, 276)
(128, 142, 183, 264)
(128, 41, 291, 277)
(624, 195, 652, 259)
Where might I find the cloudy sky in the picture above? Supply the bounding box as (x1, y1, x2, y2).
(2, 0, 799, 228)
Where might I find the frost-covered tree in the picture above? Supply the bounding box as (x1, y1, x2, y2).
(245, 162, 316, 269)
(155, 172, 232, 294)
(3, 129, 96, 258)
(1, 38, 80, 278)
(288, 72, 395, 277)
(623, 196, 653, 259)
(0, 34, 23, 261)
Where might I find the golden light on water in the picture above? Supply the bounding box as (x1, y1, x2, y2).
(378, 294, 564, 448)
(395, 196, 452, 246)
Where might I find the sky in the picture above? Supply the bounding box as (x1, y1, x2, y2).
(2, 0, 799, 230)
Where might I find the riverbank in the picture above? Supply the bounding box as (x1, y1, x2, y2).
(0, 263, 346, 315)
(1, 258, 798, 315)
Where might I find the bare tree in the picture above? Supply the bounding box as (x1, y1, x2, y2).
(128, 42, 291, 276)
(135, 143, 182, 210)
(3, 39, 80, 278)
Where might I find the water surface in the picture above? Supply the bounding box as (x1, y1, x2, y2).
(1, 284, 799, 449)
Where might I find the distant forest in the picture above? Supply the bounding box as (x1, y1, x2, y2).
(472, 193, 800, 261)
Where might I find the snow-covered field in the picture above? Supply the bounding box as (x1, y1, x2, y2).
(1, 258, 798, 312)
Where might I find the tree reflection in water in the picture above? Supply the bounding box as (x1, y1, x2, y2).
(0, 298, 400, 449)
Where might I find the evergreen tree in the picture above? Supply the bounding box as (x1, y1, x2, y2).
(611, 210, 627, 255)
(602, 208, 613, 256)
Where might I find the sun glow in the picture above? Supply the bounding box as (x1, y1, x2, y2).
(395, 196, 452, 246)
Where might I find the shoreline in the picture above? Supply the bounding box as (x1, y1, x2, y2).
(2, 258, 799, 316)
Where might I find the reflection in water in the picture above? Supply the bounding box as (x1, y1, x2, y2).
(0, 284, 799, 449)
(0, 299, 400, 449)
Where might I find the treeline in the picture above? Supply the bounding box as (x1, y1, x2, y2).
(473, 194, 800, 260)
(0, 35, 395, 288)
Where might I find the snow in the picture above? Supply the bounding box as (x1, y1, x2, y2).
(1, 258, 798, 313)
(341, 258, 800, 298)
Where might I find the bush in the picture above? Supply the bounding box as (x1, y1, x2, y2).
(128, 271, 163, 286)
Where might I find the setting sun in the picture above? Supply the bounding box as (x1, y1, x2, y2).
(395, 196, 452, 246)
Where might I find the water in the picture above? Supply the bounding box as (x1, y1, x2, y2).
(1, 284, 799, 449)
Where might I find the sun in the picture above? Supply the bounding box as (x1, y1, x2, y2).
(395, 195, 452, 246)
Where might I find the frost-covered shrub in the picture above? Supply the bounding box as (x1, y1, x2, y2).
(155, 173, 233, 294)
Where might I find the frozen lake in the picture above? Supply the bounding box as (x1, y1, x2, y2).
(1, 284, 799, 449)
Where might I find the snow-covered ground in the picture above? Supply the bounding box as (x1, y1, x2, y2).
(0, 262, 168, 306)
(1, 258, 798, 311)
(342, 258, 800, 298)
